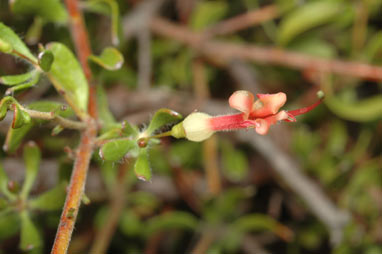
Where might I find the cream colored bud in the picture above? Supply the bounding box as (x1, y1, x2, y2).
(182, 112, 214, 142)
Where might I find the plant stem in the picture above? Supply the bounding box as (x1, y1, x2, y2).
(22, 108, 87, 130)
(51, 0, 98, 253)
(51, 123, 96, 254)
(12, 49, 39, 66)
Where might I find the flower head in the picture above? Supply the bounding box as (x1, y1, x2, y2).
(172, 90, 323, 142)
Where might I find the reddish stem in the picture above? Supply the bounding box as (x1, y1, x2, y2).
(51, 124, 96, 254)
(51, 0, 98, 253)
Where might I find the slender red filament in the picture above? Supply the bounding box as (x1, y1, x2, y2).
(287, 99, 322, 117)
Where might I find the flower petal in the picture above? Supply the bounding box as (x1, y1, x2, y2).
(228, 90, 254, 117)
(254, 110, 289, 135)
(251, 92, 287, 118)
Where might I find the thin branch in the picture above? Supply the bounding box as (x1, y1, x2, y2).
(51, 0, 98, 253)
(11, 49, 39, 67)
(22, 108, 87, 130)
(64, 0, 92, 81)
(51, 124, 97, 254)
(89, 161, 130, 254)
(64, 0, 98, 119)
(203, 5, 279, 38)
(150, 17, 382, 82)
(138, 27, 152, 90)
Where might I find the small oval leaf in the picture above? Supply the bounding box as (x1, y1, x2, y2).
(100, 139, 136, 161)
(29, 182, 66, 211)
(38, 50, 54, 72)
(20, 211, 42, 251)
(325, 95, 382, 122)
(11, 0, 68, 23)
(134, 148, 151, 181)
(11, 104, 31, 129)
(145, 211, 198, 236)
(5, 71, 40, 95)
(0, 96, 16, 121)
(146, 108, 183, 135)
(0, 71, 36, 86)
(278, 1, 344, 45)
(0, 163, 14, 200)
(89, 47, 124, 70)
(20, 141, 41, 200)
(0, 23, 37, 62)
(47, 42, 89, 116)
(4, 123, 33, 154)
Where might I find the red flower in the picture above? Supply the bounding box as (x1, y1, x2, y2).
(172, 90, 323, 142)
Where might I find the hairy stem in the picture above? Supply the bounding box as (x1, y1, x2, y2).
(22, 108, 87, 130)
(51, 124, 96, 254)
(51, 0, 98, 253)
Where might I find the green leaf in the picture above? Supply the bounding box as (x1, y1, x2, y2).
(96, 84, 116, 131)
(145, 211, 198, 236)
(0, 96, 16, 120)
(146, 108, 182, 135)
(3, 101, 74, 153)
(11, 103, 31, 129)
(0, 213, 19, 240)
(89, 47, 124, 70)
(325, 95, 382, 122)
(38, 50, 54, 72)
(47, 42, 89, 116)
(129, 191, 160, 216)
(19, 211, 42, 251)
(0, 38, 13, 53)
(26, 17, 43, 45)
(29, 182, 66, 211)
(221, 141, 249, 182)
(0, 23, 37, 62)
(0, 71, 36, 85)
(278, 1, 344, 45)
(325, 120, 347, 156)
(364, 31, 382, 62)
(10, 0, 68, 23)
(4, 123, 34, 154)
(120, 211, 142, 236)
(84, 0, 120, 45)
(233, 214, 288, 237)
(288, 37, 336, 59)
(100, 139, 136, 161)
(190, 1, 228, 31)
(134, 148, 151, 181)
(0, 162, 14, 200)
(20, 142, 41, 200)
(97, 122, 138, 141)
(5, 71, 40, 95)
(28, 100, 74, 119)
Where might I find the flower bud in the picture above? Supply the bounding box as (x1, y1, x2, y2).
(181, 112, 214, 142)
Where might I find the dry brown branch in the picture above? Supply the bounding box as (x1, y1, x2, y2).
(138, 28, 152, 90)
(203, 5, 279, 38)
(149, 17, 382, 82)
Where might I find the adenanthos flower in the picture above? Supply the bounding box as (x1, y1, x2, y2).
(171, 90, 324, 142)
